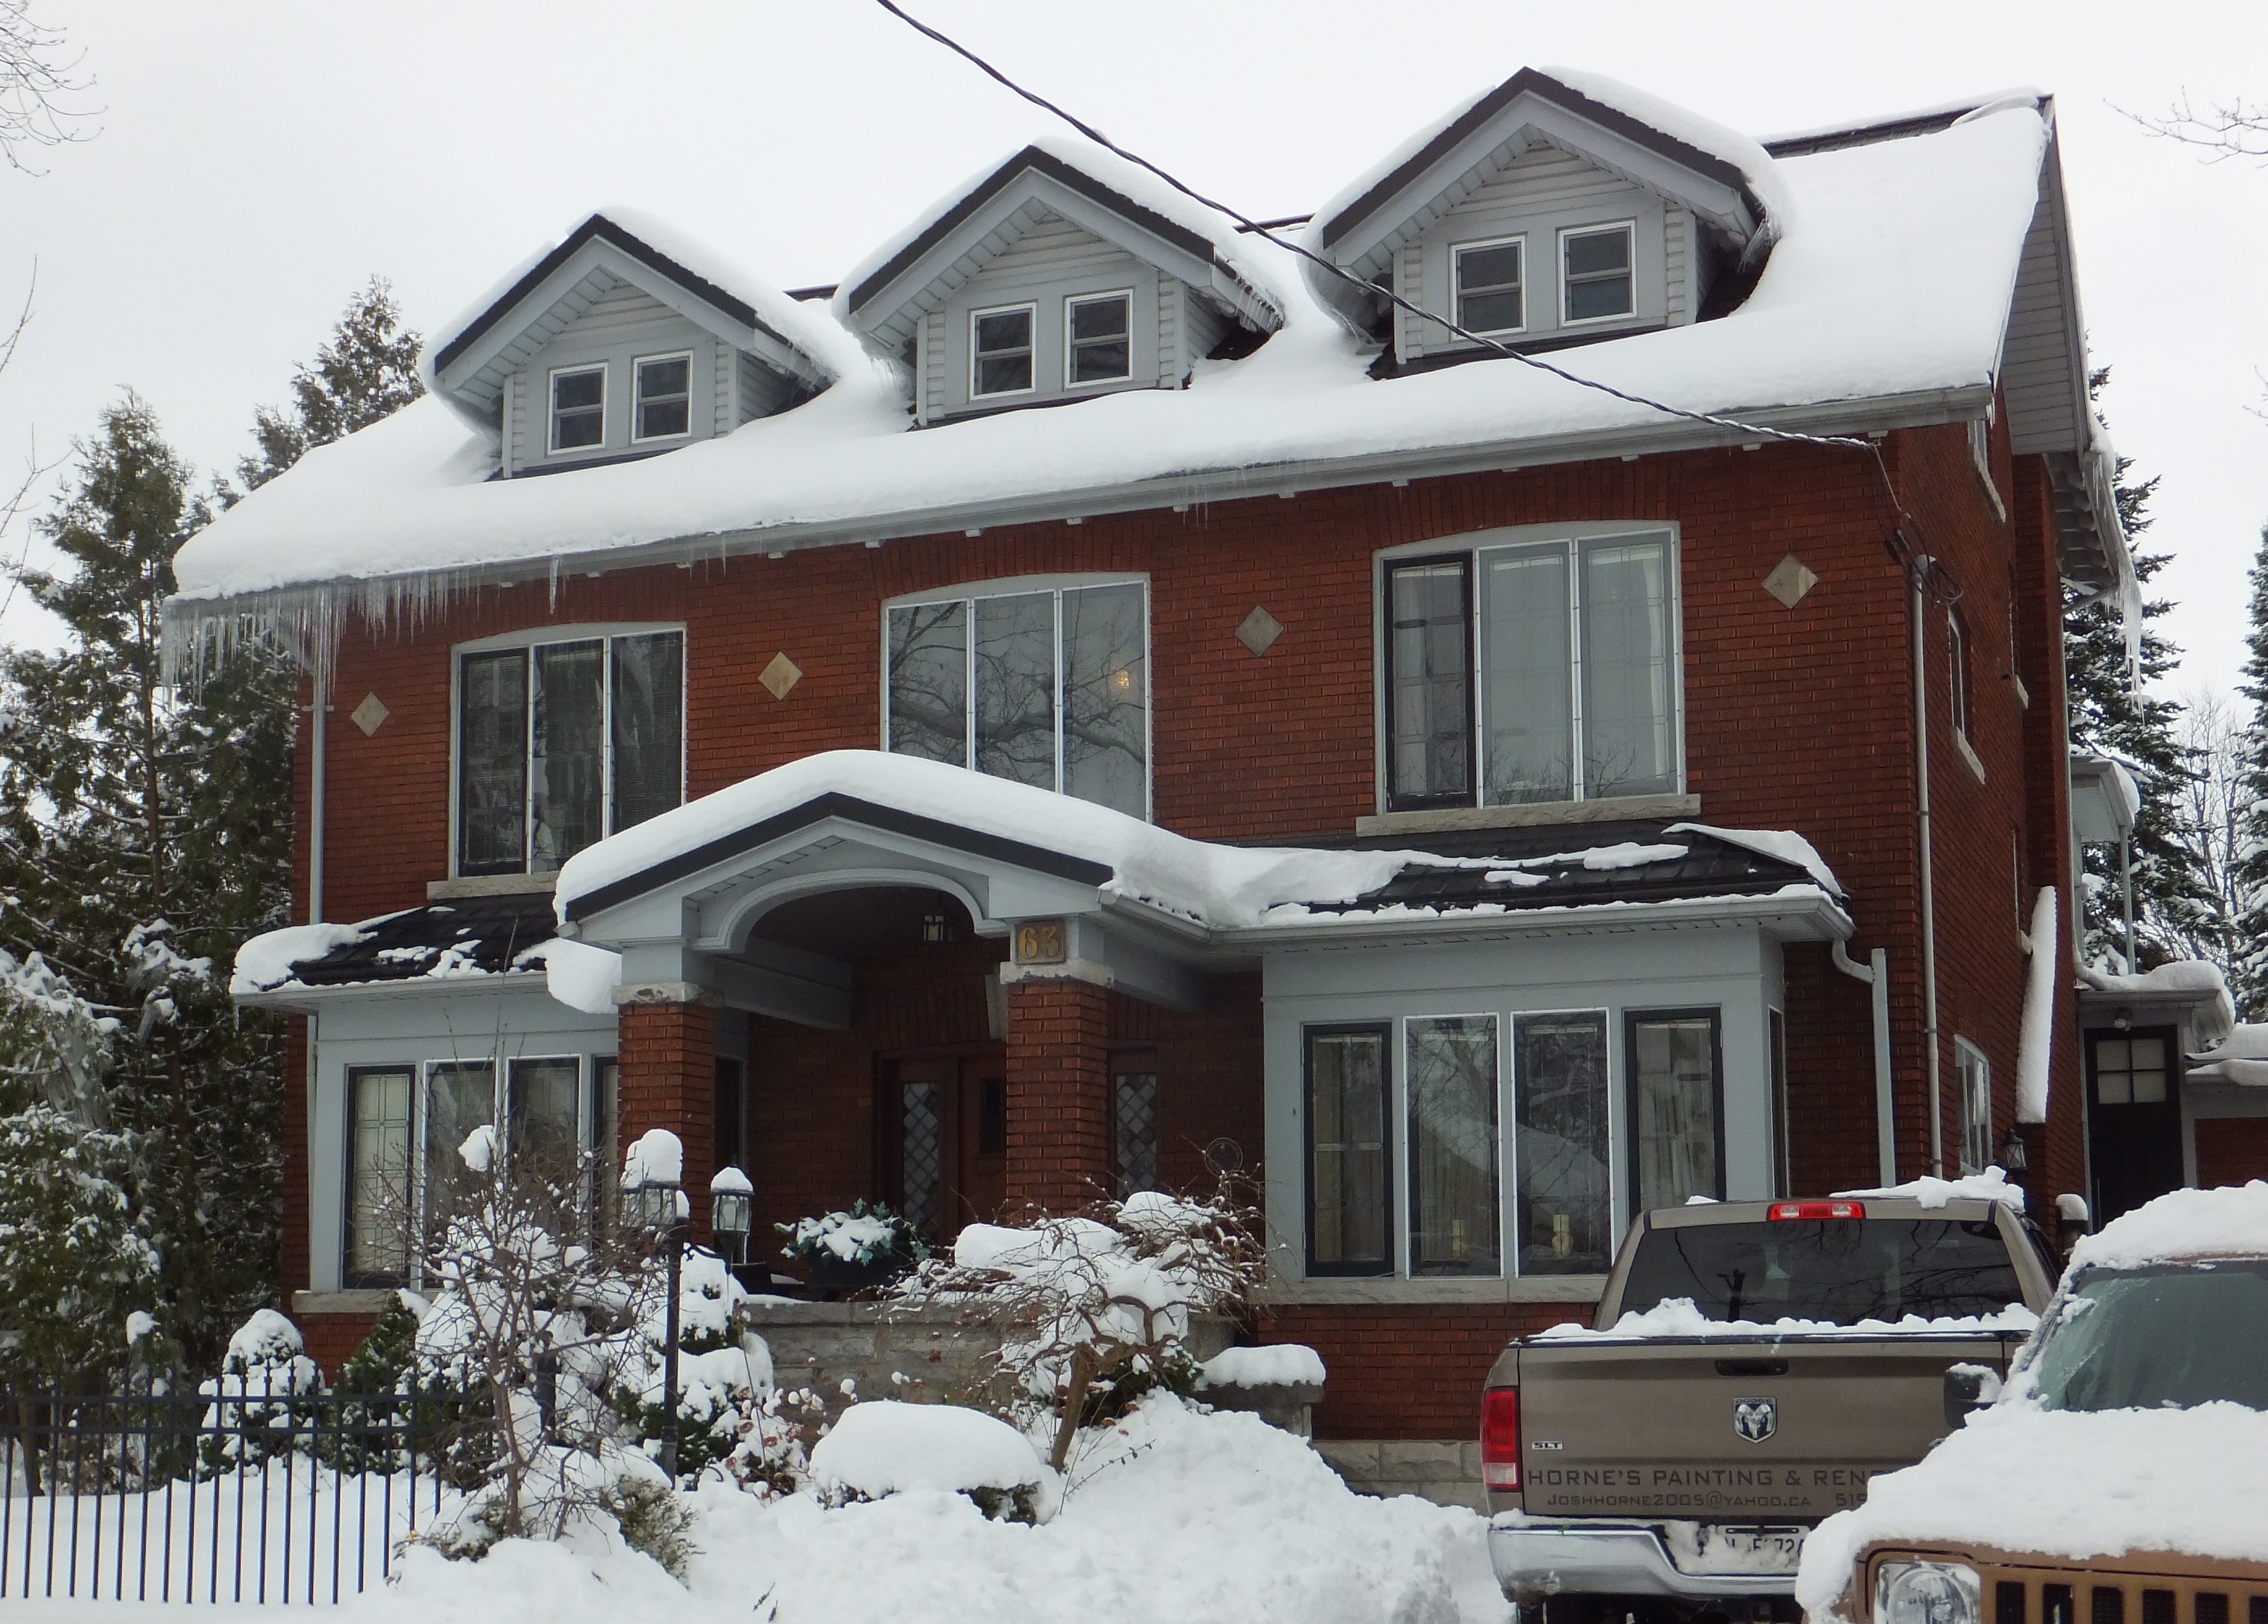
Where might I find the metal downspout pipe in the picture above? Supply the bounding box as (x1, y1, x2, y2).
(308, 668, 328, 926)
(1911, 558, 1945, 1177)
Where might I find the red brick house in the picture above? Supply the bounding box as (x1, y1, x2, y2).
(179, 72, 2141, 1488)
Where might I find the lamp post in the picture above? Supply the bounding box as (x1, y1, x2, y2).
(622, 1130, 687, 1483)
(711, 1166, 753, 1268)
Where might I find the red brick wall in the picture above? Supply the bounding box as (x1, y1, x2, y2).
(300, 1312, 376, 1382)
(2196, 1120, 2268, 1189)
(1264, 1302, 1586, 1439)
(1004, 979, 1112, 1208)
(618, 998, 717, 1241)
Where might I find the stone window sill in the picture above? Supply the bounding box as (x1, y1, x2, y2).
(1357, 793, 1700, 839)
(291, 1289, 398, 1316)
(428, 873, 557, 900)
(1953, 730, 1987, 785)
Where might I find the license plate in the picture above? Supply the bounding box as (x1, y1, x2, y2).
(1695, 1526, 1806, 1573)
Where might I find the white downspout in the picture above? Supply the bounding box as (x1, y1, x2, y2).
(308, 668, 328, 924)
(1912, 560, 1945, 1177)
(1833, 940, 1898, 1185)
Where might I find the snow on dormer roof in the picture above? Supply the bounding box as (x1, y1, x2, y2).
(836, 134, 1284, 356)
(424, 208, 848, 433)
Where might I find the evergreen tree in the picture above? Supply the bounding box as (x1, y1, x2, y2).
(0, 396, 295, 1368)
(228, 277, 424, 499)
(2064, 368, 2209, 969)
(2232, 525, 2268, 1016)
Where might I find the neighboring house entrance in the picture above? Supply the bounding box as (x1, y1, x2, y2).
(888, 1051, 1007, 1240)
(2084, 1027, 2183, 1223)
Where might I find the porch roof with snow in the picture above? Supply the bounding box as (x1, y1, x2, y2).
(166, 73, 2131, 643)
(233, 753, 1852, 1024)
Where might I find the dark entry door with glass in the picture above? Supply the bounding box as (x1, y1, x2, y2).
(889, 1054, 1006, 1242)
(2086, 1028, 2183, 1224)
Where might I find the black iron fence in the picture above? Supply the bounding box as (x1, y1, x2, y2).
(1, 1382, 474, 1604)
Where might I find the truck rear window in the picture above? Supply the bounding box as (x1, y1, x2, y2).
(1619, 1219, 2023, 1324)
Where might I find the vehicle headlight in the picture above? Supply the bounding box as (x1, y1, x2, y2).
(1876, 1561, 1981, 1624)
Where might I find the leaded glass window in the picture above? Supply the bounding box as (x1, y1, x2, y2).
(1513, 1012, 1610, 1275)
(1408, 1015, 1501, 1276)
(1306, 1026, 1390, 1275)
(1628, 1011, 1720, 1215)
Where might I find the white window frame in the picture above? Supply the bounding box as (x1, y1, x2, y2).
(969, 300, 1039, 400)
(1451, 234, 1528, 337)
(1558, 220, 1638, 327)
(1955, 1037, 1992, 1175)
(547, 362, 608, 454)
(1372, 523, 1686, 814)
(448, 622, 688, 879)
(1062, 289, 1135, 389)
(879, 573, 1153, 822)
(630, 350, 695, 445)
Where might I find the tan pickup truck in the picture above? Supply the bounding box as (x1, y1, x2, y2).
(1483, 1193, 2060, 1621)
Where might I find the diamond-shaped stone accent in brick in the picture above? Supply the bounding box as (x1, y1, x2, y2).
(1235, 605, 1284, 656)
(760, 652, 802, 700)
(1761, 555, 1818, 609)
(350, 692, 390, 736)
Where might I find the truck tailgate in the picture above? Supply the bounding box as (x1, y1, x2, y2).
(1514, 1334, 2026, 1521)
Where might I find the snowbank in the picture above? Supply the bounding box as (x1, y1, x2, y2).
(1832, 1166, 2026, 1210)
(1795, 1402, 2268, 1618)
(2068, 1180, 2268, 1272)
(808, 1400, 1045, 1499)
(1532, 1296, 2036, 1343)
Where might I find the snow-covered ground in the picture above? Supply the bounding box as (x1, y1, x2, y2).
(5, 1399, 1507, 1624)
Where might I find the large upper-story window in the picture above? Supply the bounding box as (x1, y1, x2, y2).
(1383, 528, 1680, 813)
(457, 628, 684, 876)
(884, 579, 1148, 819)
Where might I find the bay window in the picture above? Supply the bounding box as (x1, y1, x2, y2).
(1385, 528, 1678, 812)
(1513, 1011, 1611, 1275)
(884, 580, 1148, 818)
(1626, 1009, 1723, 1215)
(457, 628, 684, 877)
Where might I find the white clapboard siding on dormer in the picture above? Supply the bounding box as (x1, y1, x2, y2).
(509, 276, 721, 469)
(2000, 198, 2079, 456)
(1395, 139, 1675, 363)
(918, 207, 1163, 423)
(1179, 282, 1231, 377)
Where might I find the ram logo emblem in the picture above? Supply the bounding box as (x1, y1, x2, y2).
(1733, 1397, 1777, 1443)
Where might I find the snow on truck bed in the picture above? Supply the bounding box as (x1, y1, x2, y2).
(170, 99, 2051, 606)
(1533, 1296, 2037, 1344)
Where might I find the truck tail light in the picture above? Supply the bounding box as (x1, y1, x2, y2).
(1769, 1200, 1865, 1220)
(1481, 1387, 1521, 1491)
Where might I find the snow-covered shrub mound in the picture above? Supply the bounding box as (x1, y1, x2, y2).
(809, 1400, 1050, 1522)
(1198, 1344, 1326, 1389)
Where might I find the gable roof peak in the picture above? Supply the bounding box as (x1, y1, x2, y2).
(835, 134, 1284, 357)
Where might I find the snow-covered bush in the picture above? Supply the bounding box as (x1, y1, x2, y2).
(809, 1398, 1053, 1523)
(198, 1308, 325, 1470)
(0, 1105, 162, 1387)
(779, 1200, 928, 1276)
(893, 1188, 1266, 1470)
(611, 1247, 774, 1482)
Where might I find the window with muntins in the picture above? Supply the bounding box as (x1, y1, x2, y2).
(1408, 1015, 1501, 1276)
(1066, 291, 1133, 386)
(1956, 1039, 1993, 1175)
(1384, 530, 1679, 811)
(884, 581, 1148, 818)
(634, 353, 692, 442)
(549, 365, 605, 452)
(1626, 1009, 1722, 1215)
(457, 629, 684, 876)
(1454, 238, 1525, 335)
(344, 1066, 413, 1286)
(1113, 1067, 1160, 1194)
(971, 304, 1036, 398)
(1562, 224, 1635, 322)
(1305, 1025, 1391, 1275)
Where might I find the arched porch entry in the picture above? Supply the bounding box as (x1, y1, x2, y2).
(564, 787, 1225, 1245)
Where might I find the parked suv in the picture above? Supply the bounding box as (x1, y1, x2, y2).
(1796, 1181, 2268, 1624)
(1483, 1180, 2059, 1621)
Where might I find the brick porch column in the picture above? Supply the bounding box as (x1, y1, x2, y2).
(617, 993, 717, 1243)
(1004, 977, 1111, 1211)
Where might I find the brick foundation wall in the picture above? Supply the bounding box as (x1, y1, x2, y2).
(1262, 1300, 1587, 1440)
(2196, 1119, 2268, 1189)
(299, 1312, 377, 1382)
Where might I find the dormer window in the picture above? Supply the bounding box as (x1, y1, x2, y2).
(633, 353, 692, 442)
(1453, 238, 1525, 335)
(549, 365, 606, 452)
(1561, 224, 1635, 324)
(971, 304, 1036, 398)
(1066, 291, 1133, 385)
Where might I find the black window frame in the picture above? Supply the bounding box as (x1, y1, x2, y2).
(342, 1064, 416, 1289)
(1303, 1021, 1395, 1278)
(1621, 1006, 1726, 1219)
(1380, 553, 1477, 812)
(454, 628, 687, 879)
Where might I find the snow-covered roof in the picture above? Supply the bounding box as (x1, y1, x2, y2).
(422, 208, 846, 434)
(2069, 1180, 2268, 1272)
(836, 137, 1284, 355)
(168, 89, 2075, 623)
(2188, 1024, 2268, 1086)
(2077, 958, 2236, 1052)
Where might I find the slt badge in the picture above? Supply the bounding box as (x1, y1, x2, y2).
(1733, 1396, 1777, 1443)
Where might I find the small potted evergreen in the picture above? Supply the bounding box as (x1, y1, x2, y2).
(778, 1200, 929, 1297)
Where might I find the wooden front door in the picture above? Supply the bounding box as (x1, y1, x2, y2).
(2085, 1027, 2184, 1224)
(887, 1053, 1007, 1242)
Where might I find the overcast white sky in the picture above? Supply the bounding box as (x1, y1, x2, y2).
(2, 0, 2263, 695)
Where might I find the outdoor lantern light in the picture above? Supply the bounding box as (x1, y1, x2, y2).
(711, 1166, 753, 1265)
(1999, 1127, 2029, 1175)
(621, 1129, 690, 1481)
